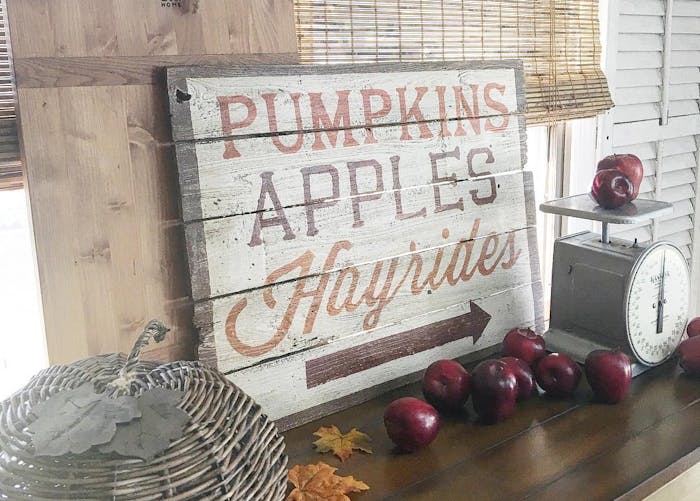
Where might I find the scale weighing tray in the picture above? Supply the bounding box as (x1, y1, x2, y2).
(539, 194, 673, 243)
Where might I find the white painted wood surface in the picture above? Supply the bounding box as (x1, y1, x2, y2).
(167, 61, 541, 427)
(199, 225, 537, 372)
(606, 0, 699, 297)
(231, 282, 540, 423)
(177, 116, 525, 222)
(190, 169, 533, 299)
(168, 61, 526, 142)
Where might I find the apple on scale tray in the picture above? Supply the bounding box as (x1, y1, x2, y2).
(540, 194, 690, 378)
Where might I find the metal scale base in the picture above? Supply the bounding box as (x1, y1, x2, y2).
(540, 194, 674, 376)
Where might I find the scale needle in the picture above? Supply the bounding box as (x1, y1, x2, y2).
(656, 251, 666, 334)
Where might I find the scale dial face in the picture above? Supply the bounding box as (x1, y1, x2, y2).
(625, 242, 690, 366)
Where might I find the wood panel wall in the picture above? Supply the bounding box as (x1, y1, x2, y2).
(7, 0, 298, 363)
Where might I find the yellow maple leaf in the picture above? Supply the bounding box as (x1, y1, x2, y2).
(313, 425, 373, 461)
(287, 462, 370, 501)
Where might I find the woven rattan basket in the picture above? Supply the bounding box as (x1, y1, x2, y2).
(0, 321, 288, 500)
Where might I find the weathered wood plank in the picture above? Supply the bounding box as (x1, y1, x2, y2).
(186, 169, 534, 299)
(167, 60, 526, 142)
(197, 225, 538, 372)
(176, 114, 526, 221)
(14, 53, 299, 89)
(228, 281, 541, 423)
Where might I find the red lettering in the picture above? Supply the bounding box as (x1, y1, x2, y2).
(436, 86, 451, 137)
(361, 89, 392, 144)
(262, 92, 305, 154)
(484, 83, 510, 132)
(310, 90, 359, 150)
(218, 95, 256, 159)
(453, 85, 481, 136)
(397, 87, 433, 140)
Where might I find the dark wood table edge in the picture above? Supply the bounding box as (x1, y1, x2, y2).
(616, 447, 700, 500)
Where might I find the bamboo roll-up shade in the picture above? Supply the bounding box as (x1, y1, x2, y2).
(295, 0, 613, 124)
(0, 0, 20, 191)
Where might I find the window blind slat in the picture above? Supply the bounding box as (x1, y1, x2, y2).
(294, 0, 613, 124)
(0, 0, 19, 191)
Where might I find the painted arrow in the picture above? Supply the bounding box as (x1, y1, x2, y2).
(305, 300, 492, 389)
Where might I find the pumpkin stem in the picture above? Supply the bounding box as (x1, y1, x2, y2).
(106, 320, 170, 393)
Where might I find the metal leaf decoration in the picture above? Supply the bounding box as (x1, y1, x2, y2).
(28, 384, 140, 456)
(99, 388, 189, 460)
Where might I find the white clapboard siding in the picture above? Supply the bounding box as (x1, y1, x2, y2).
(671, 34, 700, 51)
(662, 168, 696, 189)
(617, 68, 662, 88)
(616, 100, 700, 123)
(671, 67, 700, 84)
(613, 115, 700, 146)
(617, 52, 663, 70)
(620, 0, 664, 16)
(658, 215, 694, 237)
(614, 84, 696, 105)
(660, 183, 696, 204)
(664, 152, 697, 171)
(619, 34, 664, 52)
(619, 14, 664, 34)
(671, 100, 700, 117)
(672, 50, 700, 67)
(608, 0, 700, 278)
(674, 17, 700, 34)
(671, 199, 695, 218)
(614, 141, 656, 159)
(628, 152, 695, 177)
(614, 225, 653, 244)
(676, 1, 700, 17)
(640, 176, 656, 194)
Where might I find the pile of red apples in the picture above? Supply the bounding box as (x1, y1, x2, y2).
(384, 318, 700, 453)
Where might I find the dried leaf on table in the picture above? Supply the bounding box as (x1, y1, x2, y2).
(313, 425, 372, 461)
(287, 462, 370, 501)
(99, 388, 189, 460)
(28, 383, 140, 456)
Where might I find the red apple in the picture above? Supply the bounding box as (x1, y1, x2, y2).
(502, 328, 546, 366)
(501, 357, 536, 400)
(470, 359, 518, 424)
(591, 170, 634, 209)
(678, 336, 700, 375)
(687, 317, 700, 338)
(422, 359, 471, 412)
(584, 350, 632, 404)
(384, 397, 440, 452)
(597, 153, 644, 199)
(535, 353, 582, 397)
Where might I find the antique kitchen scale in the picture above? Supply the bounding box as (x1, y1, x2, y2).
(540, 195, 690, 376)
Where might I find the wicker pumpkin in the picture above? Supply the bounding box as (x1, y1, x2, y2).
(0, 321, 288, 500)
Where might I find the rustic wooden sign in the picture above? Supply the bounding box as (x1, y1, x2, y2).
(167, 61, 543, 429)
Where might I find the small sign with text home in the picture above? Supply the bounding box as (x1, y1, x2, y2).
(167, 61, 543, 429)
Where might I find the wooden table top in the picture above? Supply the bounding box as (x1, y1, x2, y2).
(282, 358, 700, 500)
